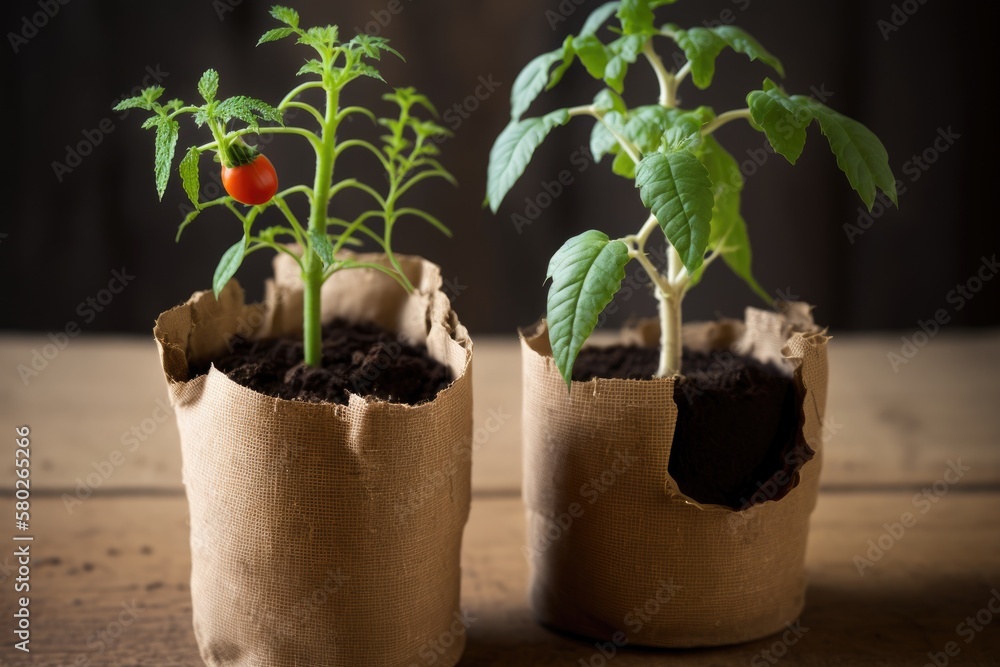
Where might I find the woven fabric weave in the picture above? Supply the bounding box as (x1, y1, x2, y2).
(521, 304, 829, 647)
(154, 254, 473, 667)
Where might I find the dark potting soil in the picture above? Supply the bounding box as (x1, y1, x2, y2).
(573, 345, 812, 510)
(189, 319, 453, 405)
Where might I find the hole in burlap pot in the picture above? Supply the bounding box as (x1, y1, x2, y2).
(520, 303, 829, 648)
(154, 253, 474, 667)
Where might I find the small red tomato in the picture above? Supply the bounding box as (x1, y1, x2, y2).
(222, 154, 278, 205)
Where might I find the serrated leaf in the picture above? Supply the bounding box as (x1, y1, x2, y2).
(297, 60, 325, 77)
(154, 119, 179, 200)
(258, 27, 295, 45)
(636, 150, 714, 273)
(270, 5, 299, 28)
(213, 239, 246, 298)
(546, 36, 577, 91)
(611, 149, 636, 179)
(486, 109, 570, 212)
(593, 88, 627, 114)
(114, 95, 152, 112)
(747, 78, 811, 164)
(803, 100, 898, 209)
(216, 96, 284, 128)
(580, 2, 620, 37)
(748, 81, 896, 208)
(718, 203, 770, 303)
(712, 26, 784, 76)
(510, 46, 567, 120)
(179, 147, 201, 208)
(603, 34, 644, 92)
(572, 34, 609, 79)
(198, 69, 219, 103)
(357, 64, 385, 82)
(348, 34, 404, 61)
(590, 110, 625, 162)
(617, 0, 655, 36)
(308, 229, 335, 266)
(696, 136, 764, 298)
(670, 25, 783, 89)
(546, 230, 630, 387)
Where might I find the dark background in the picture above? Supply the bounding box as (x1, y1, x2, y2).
(1, 0, 993, 335)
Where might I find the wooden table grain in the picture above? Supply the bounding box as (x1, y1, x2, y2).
(1, 332, 998, 666)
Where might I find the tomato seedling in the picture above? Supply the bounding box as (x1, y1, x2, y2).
(117, 5, 455, 368)
(486, 0, 897, 385)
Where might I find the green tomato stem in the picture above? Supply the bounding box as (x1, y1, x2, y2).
(302, 79, 341, 368)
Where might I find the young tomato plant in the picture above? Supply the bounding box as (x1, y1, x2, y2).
(117, 5, 455, 368)
(486, 0, 897, 385)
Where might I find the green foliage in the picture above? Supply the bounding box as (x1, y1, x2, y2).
(486, 110, 571, 212)
(485, 0, 897, 383)
(665, 24, 783, 89)
(546, 231, 630, 386)
(636, 149, 714, 273)
(748, 78, 897, 208)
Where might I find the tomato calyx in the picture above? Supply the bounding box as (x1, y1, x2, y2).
(223, 139, 260, 168)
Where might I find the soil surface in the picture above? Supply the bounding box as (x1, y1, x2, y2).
(190, 319, 453, 405)
(573, 345, 812, 509)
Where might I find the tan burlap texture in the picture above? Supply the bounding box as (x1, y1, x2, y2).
(521, 303, 829, 648)
(154, 253, 473, 667)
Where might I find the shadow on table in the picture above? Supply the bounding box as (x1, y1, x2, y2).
(459, 576, 1000, 666)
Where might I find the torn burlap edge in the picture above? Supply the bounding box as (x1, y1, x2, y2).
(519, 303, 829, 647)
(153, 252, 473, 667)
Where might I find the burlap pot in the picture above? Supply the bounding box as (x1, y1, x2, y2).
(521, 304, 829, 648)
(154, 253, 473, 667)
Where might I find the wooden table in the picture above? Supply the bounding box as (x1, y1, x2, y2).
(1, 332, 999, 666)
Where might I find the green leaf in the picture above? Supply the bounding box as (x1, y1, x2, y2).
(510, 43, 570, 119)
(590, 110, 625, 162)
(669, 25, 784, 89)
(258, 27, 295, 45)
(215, 96, 284, 128)
(299, 25, 339, 50)
(114, 86, 164, 112)
(718, 203, 770, 303)
(356, 64, 386, 82)
(546, 36, 577, 91)
(611, 149, 636, 179)
(804, 100, 898, 209)
(712, 26, 784, 76)
(580, 2, 620, 36)
(198, 69, 219, 103)
(617, 0, 655, 36)
(747, 78, 811, 164)
(154, 119, 179, 200)
(748, 80, 897, 208)
(592, 88, 627, 115)
(636, 150, 714, 273)
(572, 34, 609, 79)
(270, 5, 300, 28)
(213, 239, 246, 298)
(308, 229, 335, 266)
(603, 34, 644, 93)
(546, 230, 630, 387)
(692, 136, 769, 301)
(179, 147, 201, 207)
(297, 59, 325, 77)
(348, 34, 404, 61)
(486, 109, 570, 212)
